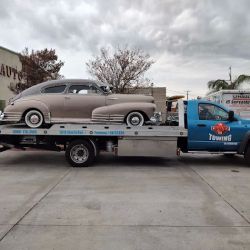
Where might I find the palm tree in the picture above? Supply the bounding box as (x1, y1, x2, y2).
(208, 74, 250, 93)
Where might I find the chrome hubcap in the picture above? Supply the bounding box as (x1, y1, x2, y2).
(25, 110, 43, 128)
(30, 115, 40, 124)
(70, 145, 89, 164)
(130, 116, 140, 126)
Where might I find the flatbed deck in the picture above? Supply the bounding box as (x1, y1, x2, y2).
(0, 124, 187, 137)
(0, 123, 187, 167)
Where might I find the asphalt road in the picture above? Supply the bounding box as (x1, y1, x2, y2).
(0, 151, 249, 250)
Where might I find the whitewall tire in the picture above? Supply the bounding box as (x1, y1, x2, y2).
(24, 110, 44, 128)
(126, 112, 144, 126)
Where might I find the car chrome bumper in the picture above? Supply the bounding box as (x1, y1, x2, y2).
(0, 111, 4, 121)
(0, 111, 22, 122)
(150, 112, 162, 124)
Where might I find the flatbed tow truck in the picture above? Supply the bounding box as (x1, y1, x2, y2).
(1, 99, 250, 167)
(0, 123, 187, 167)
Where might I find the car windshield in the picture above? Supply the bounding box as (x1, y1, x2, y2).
(95, 82, 112, 94)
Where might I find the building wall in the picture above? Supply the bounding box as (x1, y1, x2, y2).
(134, 87, 166, 121)
(0, 46, 22, 109)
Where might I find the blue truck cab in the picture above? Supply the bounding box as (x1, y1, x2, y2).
(181, 99, 250, 162)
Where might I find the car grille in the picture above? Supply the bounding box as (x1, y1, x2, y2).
(3, 112, 22, 122)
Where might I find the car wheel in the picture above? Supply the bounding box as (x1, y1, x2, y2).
(126, 112, 145, 126)
(65, 140, 95, 167)
(24, 110, 44, 128)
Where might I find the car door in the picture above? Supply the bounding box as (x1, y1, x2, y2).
(188, 103, 242, 151)
(41, 84, 67, 119)
(64, 83, 106, 120)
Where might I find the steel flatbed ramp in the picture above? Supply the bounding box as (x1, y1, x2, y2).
(0, 124, 187, 137)
(0, 123, 188, 166)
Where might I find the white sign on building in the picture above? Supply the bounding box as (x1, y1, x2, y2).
(0, 46, 22, 107)
(207, 90, 250, 119)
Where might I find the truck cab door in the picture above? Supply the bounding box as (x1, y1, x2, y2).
(188, 103, 241, 152)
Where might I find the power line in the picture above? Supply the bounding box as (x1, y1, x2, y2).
(166, 89, 187, 94)
(166, 88, 203, 98)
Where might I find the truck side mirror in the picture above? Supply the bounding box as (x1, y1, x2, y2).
(228, 110, 234, 122)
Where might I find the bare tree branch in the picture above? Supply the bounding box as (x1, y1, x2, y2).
(86, 46, 154, 93)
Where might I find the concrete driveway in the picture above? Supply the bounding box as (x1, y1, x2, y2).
(0, 151, 249, 250)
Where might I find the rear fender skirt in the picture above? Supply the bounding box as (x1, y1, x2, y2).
(92, 103, 156, 122)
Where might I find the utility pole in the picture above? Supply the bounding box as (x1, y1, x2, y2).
(150, 82, 154, 96)
(186, 90, 190, 100)
(229, 66, 232, 83)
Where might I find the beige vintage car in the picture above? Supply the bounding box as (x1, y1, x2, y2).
(0, 79, 158, 128)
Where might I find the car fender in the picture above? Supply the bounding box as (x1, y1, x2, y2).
(92, 102, 156, 122)
(5, 99, 50, 123)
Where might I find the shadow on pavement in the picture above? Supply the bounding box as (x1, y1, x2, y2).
(0, 151, 67, 168)
(178, 154, 248, 168)
(0, 150, 248, 169)
(95, 154, 173, 168)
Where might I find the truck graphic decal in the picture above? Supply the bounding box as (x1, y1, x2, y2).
(59, 130, 85, 135)
(13, 129, 37, 135)
(209, 123, 232, 141)
(211, 123, 230, 135)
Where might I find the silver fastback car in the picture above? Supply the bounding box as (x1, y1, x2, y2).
(0, 79, 158, 128)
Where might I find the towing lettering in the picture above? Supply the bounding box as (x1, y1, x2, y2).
(209, 133, 232, 142)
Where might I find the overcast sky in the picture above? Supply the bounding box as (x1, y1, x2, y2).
(1, 0, 250, 98)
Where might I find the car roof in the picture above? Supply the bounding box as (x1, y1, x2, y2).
(39, 79, 97, 88)
(21, 79, 99, 96)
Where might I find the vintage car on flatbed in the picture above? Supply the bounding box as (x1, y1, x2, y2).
(0, 79, 159, 128)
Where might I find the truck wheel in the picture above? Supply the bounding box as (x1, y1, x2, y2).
(65, 140, 95, 167)
(244, 145, 250, 165)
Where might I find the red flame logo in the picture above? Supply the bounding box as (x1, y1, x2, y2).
(211, 123, 230, 135)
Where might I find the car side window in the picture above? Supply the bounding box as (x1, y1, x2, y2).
(43, 85, 66, 94)
(68, 84, 101, 95)
(68, 85, 89, 95)
(89, 84, 102, 94)
(199, 104, 228, 121)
